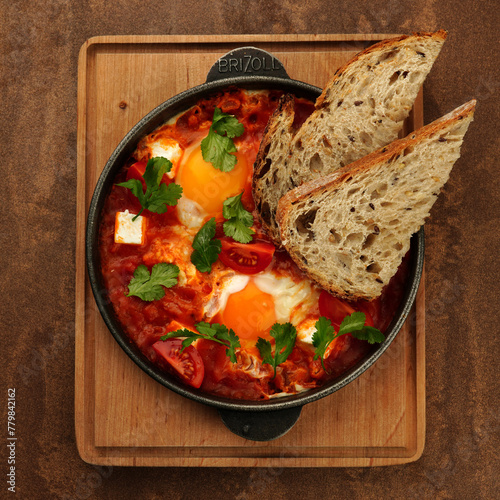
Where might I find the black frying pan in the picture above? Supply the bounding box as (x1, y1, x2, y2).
(86, 47, 424, 441)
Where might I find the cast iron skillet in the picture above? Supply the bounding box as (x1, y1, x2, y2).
(86, 47, 424, 441)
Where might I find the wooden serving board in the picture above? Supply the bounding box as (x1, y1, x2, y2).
(75, 34, 425, 467)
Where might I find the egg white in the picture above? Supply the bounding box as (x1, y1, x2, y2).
(293, 317, 320, 345)
(176, 196, 208, 230)
(252, 273, 320, 338)
(203, 274, 250, 319)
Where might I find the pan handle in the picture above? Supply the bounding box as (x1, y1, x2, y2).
(206, 47, 290, 83)
(217, 406, 302, 441)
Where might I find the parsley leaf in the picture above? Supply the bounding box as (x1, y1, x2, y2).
(126, 263, 179, 301)
(200, 108, 244, 172)
(256, 322, 297, 377)
(143, 156, 171, 186)
(222, 192, 255, 243)
(337, 311, 385, 343)
(337, 312, 367, 335)
(117, 178, 146, 207)
(211, 107, 245, 138)
(350, 326, 386, 344)
(190, 218, 222, 273)
(161, 322, 241, 362)
(312, 312, 385, 371)
(311, 317, 336, 371)
(255, 337, 273, 368)
(116, 157, 182, 220)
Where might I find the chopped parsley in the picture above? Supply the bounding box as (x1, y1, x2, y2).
(161, 322, 241, 363)
(312, 313, 385, 371)
(200, 108, 244, 172)
(190, 217, 222, 273)
(222, 192, 255, 243)
(116, 157, 182, 220)
(256, 322, 297, 377)
(126, 263, 180, 301)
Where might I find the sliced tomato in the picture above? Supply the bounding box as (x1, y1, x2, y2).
(318, 290, 374, 330)
(219, 238, 275, 274)
(126, 160, 148, 188)
(152, 339, 204, 388)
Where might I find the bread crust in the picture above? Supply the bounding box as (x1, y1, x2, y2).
(277, 99, 476, 300)
(252, 93, 296, 243)
(315, 30, 447, 108)
(278, 99, 475, 217)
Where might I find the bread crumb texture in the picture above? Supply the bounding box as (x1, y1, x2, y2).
(253, 31, 447, 244)
(280, 102, 475, 300)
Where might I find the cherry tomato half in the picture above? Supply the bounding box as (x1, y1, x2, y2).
(219, 238, 275, 275)
(318, 290, 375, 331)
(126, 159, 172, 189)
(152, 339, 205, 388)
(126, 160, 148, 189)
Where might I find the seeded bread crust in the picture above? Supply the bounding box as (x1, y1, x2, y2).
(253, 30, 447, 245)
(276, 100, 476, 301)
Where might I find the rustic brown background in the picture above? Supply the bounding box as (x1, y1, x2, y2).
(1, 0, 498, 499)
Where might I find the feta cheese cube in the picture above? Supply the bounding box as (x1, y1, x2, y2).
(149, 138, 183, 178)
(114, 210, 146, 245)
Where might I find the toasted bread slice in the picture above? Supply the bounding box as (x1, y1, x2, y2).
(277, 100, 476, 301)
(253, 30, 448, 244)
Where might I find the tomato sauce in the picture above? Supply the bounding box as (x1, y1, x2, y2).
(98, 88, 410, 400)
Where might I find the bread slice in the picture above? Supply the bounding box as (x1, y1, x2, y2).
(252, 94, 297, 232)
(276, 100, 476, 301)
(253, 30, 448, 244)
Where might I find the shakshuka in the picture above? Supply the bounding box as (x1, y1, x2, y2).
(98, 87, 409, 400)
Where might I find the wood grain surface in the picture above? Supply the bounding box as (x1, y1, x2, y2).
(76, 35, 425, 467)
(1, 1, 498, 498)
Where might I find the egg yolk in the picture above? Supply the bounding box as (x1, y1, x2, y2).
(177, 145, 249, 216)
(221, 280, 276, 344)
